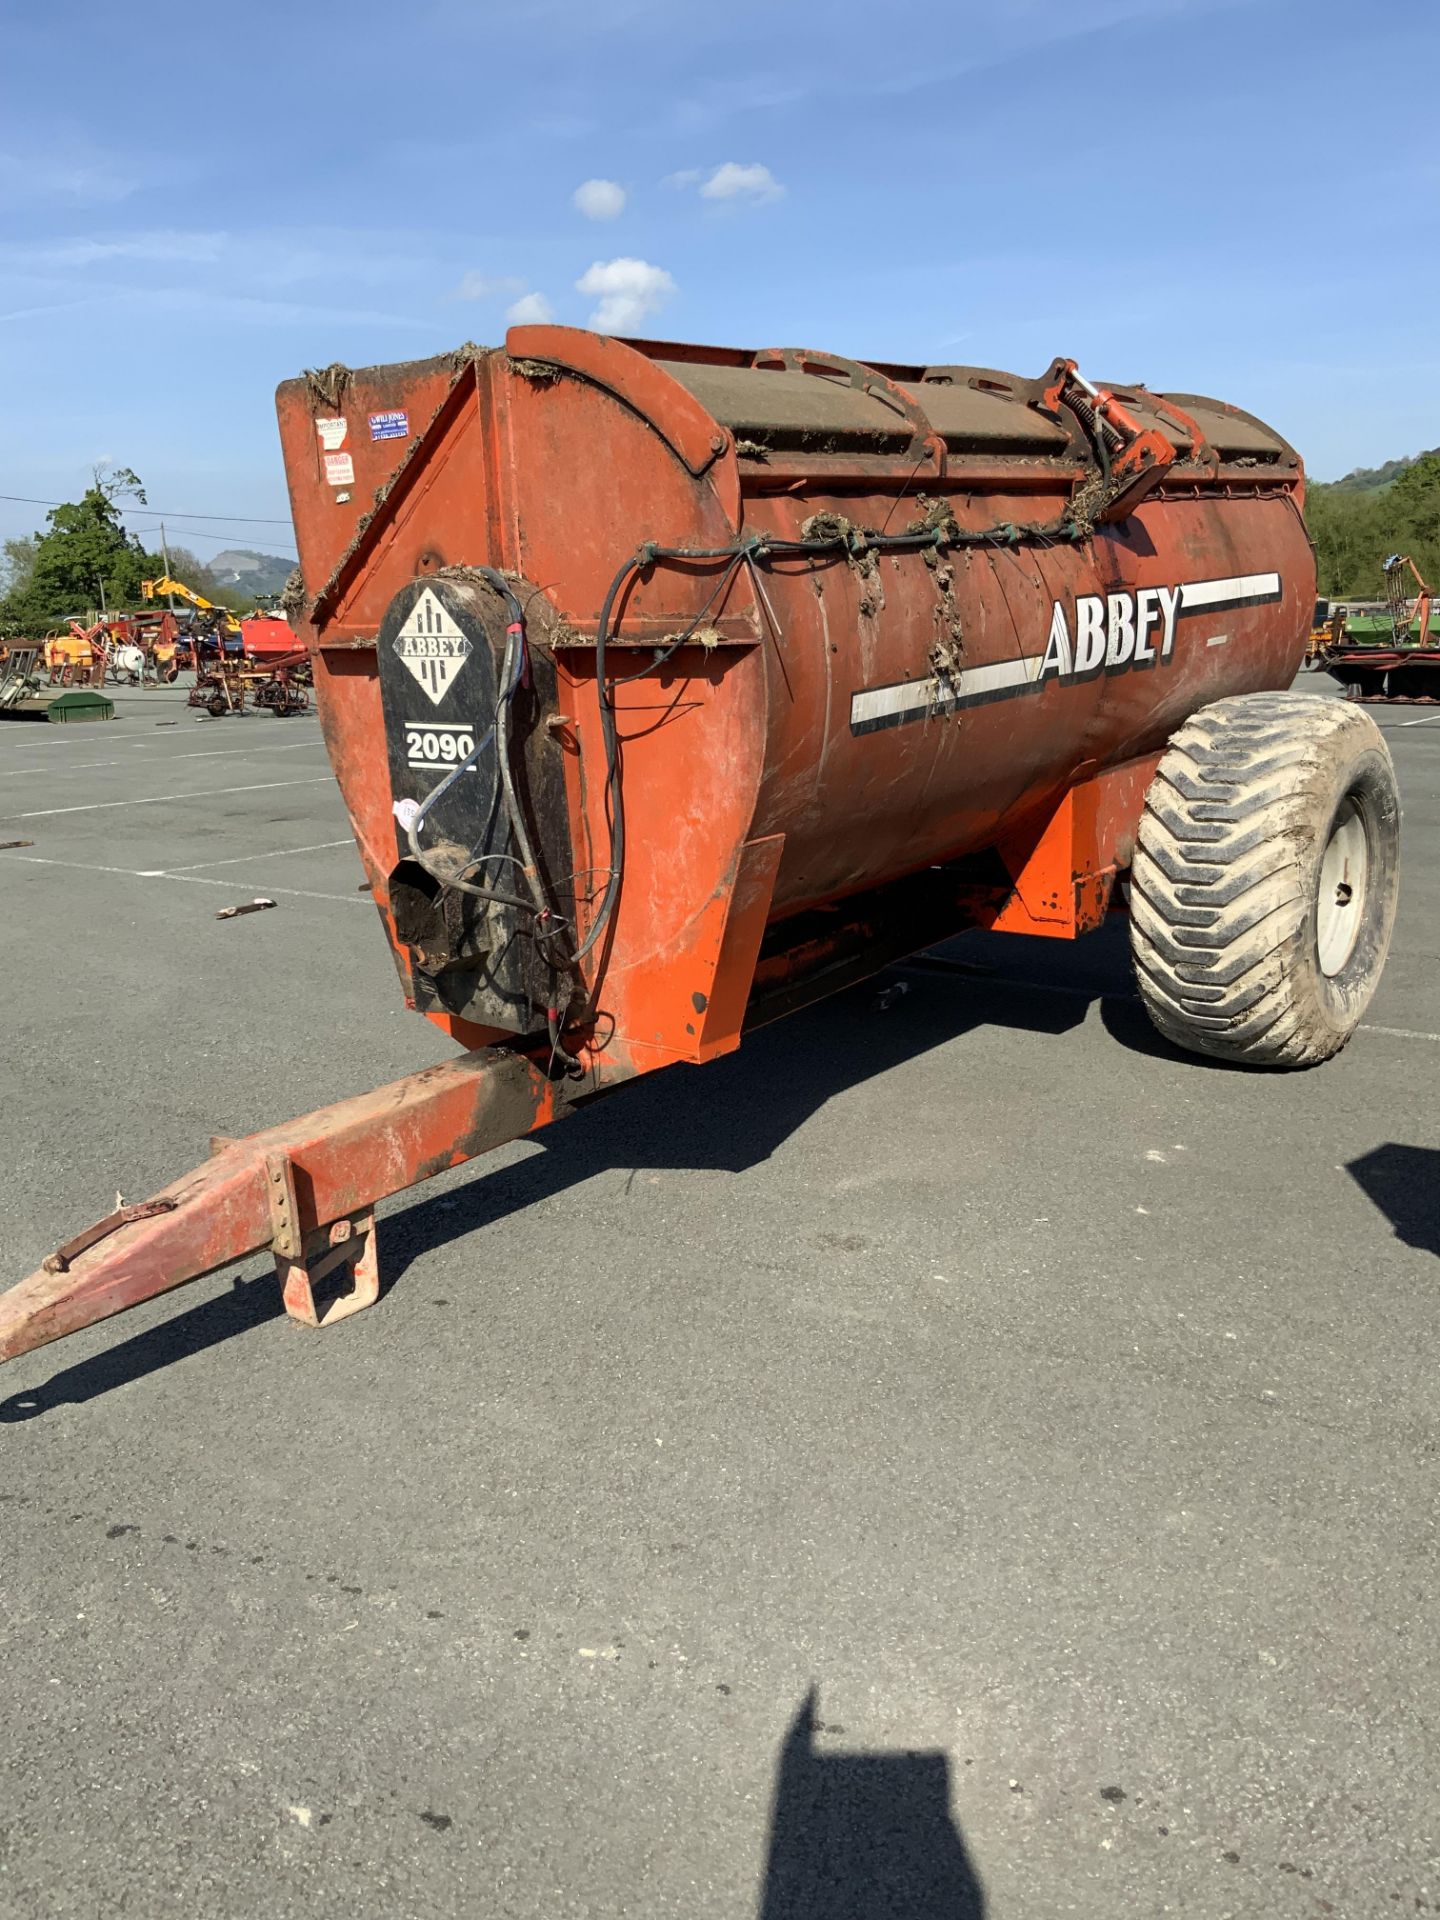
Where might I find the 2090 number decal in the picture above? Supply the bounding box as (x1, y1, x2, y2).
(405, 723, 477, 768)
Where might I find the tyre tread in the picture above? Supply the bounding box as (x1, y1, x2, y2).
(1129, 692, 1396, 1067)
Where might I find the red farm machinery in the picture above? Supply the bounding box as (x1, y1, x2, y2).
(1311, 552, 1439, 703)
(0, 327, 1400, 1367)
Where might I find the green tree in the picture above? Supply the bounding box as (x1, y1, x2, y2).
(1307, 454, 1440, 598)
(1387, 453, 1440, 564)
(0, 468, 164, 632)
(0, 534, 38, 600)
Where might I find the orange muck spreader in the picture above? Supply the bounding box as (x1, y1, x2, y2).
(0, 328, 1401, 1366)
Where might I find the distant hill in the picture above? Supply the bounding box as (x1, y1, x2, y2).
(206, 548, 295, 597)
(1307, 449, 1440, 596)
(1328, 450, 1440, 493)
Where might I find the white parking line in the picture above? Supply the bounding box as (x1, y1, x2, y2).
(0, 726, 176, 750)
(161, 872, 367, 906)
(152, 838, 353, 874)
(0, 711, 318, 740)
(0, 737, 326, 778)
(1397, 714, 1440, 728)
(0, 851, 367, 907)
(0, 775, 335, 821)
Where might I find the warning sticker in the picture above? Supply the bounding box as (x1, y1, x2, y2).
(315, 417, 348, 450)
(370, 409, 409, 441)
(393, 588, 472, 706)
(323, 451, 355, 486)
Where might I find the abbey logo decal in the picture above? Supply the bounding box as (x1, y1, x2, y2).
(849, 572, 1282, 735)
(393, 587, 473, 707)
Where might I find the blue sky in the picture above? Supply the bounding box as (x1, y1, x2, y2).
(2, 0, 1437, 563)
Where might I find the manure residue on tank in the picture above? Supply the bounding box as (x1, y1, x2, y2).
(927, 562, 965, 679)
(508, 356, 563, 385)
(303, 360, 352, 410)
(280, 565, 307, 623)
(1065, 471, 1109, 538)
(905, 494, 960, 543)
(798, 509, 854, 546)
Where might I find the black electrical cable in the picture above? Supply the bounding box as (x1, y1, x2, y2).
(414, 502, 1099, 1021)
(573, 505, 1096, 969)
(570, 550, 643, 964)
(404, 569, 563, 926)
(568, 545, 753, 968)
(494, 605, 569, 950)
(402, 566, 580, 1051)
(607, 548, 750, 688)
(0, 492, 293, 525)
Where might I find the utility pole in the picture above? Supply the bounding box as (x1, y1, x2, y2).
(160, 524, 176, 611)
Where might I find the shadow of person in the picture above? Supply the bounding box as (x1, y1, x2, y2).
(758, 1688, 985, 1920)
(1346, 1143, 1440, 1256)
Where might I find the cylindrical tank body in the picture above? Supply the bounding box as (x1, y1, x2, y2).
(277, 328, 1312, 1060)
(733, 482, 1304, 921)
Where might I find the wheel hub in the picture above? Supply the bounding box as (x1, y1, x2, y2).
(1317, 795, 1369, 976)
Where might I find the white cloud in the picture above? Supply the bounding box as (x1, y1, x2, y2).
(0, 285, 437, 333)
(575, 257, 676, 334)
(53, 232, 224, 268)
(0, 231, 227, 271)
(506, 291, 555, 325)
(661, 169, 702, 190)
(0, 296, 113, 325)
(455, 270, 526, 300)
(666, 81, 808, 135)
(0, 148, 139, 208)
(572, 178, 626, 221)
(699, 162, 784, 204)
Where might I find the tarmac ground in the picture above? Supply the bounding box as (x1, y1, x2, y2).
(0, 682, 1437, 1918)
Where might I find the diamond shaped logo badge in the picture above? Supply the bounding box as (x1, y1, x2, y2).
(393, 588, 473, 707)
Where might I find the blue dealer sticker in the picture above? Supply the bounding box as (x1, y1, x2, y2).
(369, 409, 409, 441)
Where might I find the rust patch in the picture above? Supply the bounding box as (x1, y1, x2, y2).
(43, 1198, 178, 1275)
(408, 1052, 564, 1189)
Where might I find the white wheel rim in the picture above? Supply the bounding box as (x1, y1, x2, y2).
(1317, 796, 1369, 977)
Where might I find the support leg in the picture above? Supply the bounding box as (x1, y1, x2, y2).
(0, 1043, 596, 1368)
(277, 1209, 379, 1327)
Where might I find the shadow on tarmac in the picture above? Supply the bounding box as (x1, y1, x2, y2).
(0, 923, 1167, 1417)
(758, 1689, 985, 1918)
(379, 955, 1093, 1286)
(0, 1271, 282, 1421)
(1346, 1143, 1440, 1256)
